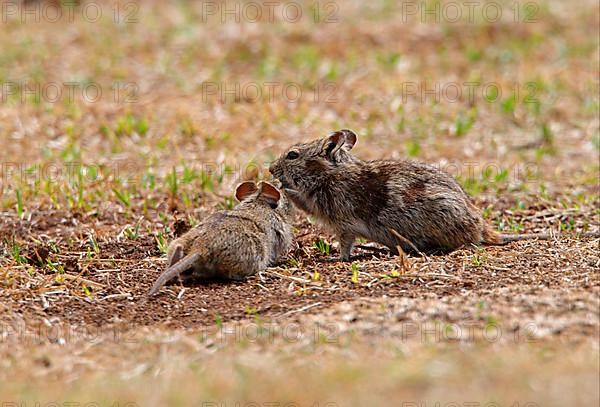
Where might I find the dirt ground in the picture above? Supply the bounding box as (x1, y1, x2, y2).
(1, 203, 598, 332)
(0, 0, 599, 406)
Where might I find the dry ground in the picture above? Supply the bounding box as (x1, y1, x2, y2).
(0, 0, 599, 406)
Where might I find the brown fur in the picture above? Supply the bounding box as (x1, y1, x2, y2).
(148, 181, 294, 295)
(269, 129, 579, 261)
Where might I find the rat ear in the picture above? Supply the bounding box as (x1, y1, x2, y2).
(324, 129, 357, 157)
(235, 181, 258, 202)
(258, 181, 281, 207)
(338, 129, 357, 148)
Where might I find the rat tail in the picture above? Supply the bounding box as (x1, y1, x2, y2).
(497, 233, 552, 243)
(482, 225, 503, 245)
(148, 253, 201, 296)
(483, 224, 552, 245)
(483, 225, 599, 245)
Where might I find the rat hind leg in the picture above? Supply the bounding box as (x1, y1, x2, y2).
(165, 242, 185, 284)
(166, 241, 185, 267)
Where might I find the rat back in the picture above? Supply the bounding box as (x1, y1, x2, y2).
(182, 211, 271, 280)
(372, 160, 487, 252)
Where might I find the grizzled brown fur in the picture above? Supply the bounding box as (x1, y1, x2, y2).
(148, 181, 294, 295)
(269, 129, 504, 261)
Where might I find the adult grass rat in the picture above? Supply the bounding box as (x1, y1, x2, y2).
(269, 129, 597, 261)
(148, 181, 293, 295)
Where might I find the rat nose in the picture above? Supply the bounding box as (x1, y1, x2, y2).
(268, 162, 275, 174)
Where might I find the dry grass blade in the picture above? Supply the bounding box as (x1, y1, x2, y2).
(264, 270, 312, 284)
(60, 274, 104, 288)
(389, 228, 429, 261)
(395, 243, 412, 275)
(279, 302, 322, 316)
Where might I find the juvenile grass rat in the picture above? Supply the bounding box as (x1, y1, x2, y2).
(148, 181, 293, 296)
(269, 129, 597, 261)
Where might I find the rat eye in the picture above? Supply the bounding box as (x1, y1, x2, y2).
(286, 151, 300, 160)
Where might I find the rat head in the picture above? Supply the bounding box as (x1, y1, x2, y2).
(234, 180, 292, 217)
(268, 129, 357, 192)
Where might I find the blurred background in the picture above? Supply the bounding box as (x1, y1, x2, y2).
(0, 2, 599, 405)
(1, 0, 598, 212)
